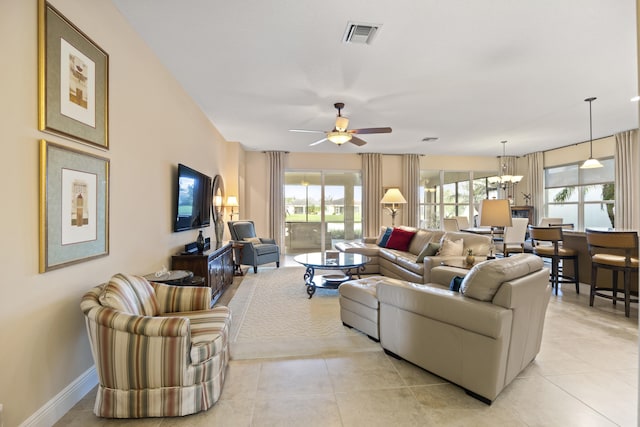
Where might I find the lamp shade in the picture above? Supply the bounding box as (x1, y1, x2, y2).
(479, 199, 512, 227)
(226, 196, 239, 207)
(580, 157, 603, 169)
(380, 188, 407, 204)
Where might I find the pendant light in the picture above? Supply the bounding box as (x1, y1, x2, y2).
(580, 97, 603, 169)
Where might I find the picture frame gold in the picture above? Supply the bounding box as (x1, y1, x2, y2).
(38, 0, 109, 149)
(39, 140, 110, 272)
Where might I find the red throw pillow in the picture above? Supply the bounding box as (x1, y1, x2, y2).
(385, 228, 417, 251)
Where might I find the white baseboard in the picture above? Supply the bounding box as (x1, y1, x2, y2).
(20, 367, 97, 427)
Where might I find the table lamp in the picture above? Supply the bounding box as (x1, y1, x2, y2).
(380, 188, 407, 226)
(479, 199, 512, 258)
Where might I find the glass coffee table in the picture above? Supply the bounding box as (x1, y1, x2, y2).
(294, 252, 369, 298)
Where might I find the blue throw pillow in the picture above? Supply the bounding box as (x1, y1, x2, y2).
(449, 276, 464, 292)
(378, 227, 393, 247)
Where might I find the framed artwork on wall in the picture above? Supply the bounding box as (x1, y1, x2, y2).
(38, 0, 109, 149)
(39, 140, 110, 272)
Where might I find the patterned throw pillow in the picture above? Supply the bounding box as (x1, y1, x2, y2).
(377, 227, 393, 247)
(244, 237, 262, 244)
(385, 228, 417, 251)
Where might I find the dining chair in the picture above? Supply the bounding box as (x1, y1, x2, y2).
(501, 218, 529, 256)
(454, 216, 470, 230)
(538, 217, 563, 227)
(442, 218, 460, 231)
(528, 225, 579, 295)
(549, 223, 575, 230)
(585, 229, 639, 317)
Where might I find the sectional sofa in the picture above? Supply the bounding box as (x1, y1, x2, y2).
(335, 226, 493, 283)
(339, 254, 552, 403)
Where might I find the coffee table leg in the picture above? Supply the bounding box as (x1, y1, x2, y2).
(304, 266, 316, 298)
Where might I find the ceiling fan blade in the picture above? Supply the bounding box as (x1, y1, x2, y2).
(289, 129, 326, 134)
(349, 136, 367, 146)
(309, 137, 328, 146)
(350, 127, 392, 135)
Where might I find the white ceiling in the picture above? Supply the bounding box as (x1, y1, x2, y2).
(112, 0, 638, 157)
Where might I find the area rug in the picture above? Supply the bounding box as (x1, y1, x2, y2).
(227, 266, 381, 360)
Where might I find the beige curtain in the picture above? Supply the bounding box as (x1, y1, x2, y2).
(614, 130, 639, 230)
(362, 153, 382, 237)
(402, 154, 420, 227)
(525, 151, 544, 224)
(266, 151, 287, 248)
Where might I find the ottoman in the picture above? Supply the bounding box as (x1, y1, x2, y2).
(339, 276, 386, 341)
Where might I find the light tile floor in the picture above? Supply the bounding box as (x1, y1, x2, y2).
(56, 271, 638, 427)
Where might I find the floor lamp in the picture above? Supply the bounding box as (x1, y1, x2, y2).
(381, 188, 407, 227)
(479, 199, 513, 258)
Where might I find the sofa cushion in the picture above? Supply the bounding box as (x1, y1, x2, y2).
(100, 273, 160, 316)
(416, 242, 440, 263)
(460, 254, 545, 301)
(408, 229, 435, 255)
(244, 236, 262, 244)
(444, 231, 492, 256)
(377, 227, 393, 247)
(254, 243, 278, 255)
(336, 241, 381, 257)
(386, 228, 416, 251)
(438, 238, 464, 256)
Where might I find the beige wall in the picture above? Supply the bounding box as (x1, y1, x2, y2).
(544, 136, 615, 167)
(0, 1, 240, 426)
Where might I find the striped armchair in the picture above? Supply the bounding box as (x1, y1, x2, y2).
(81, 273, 231, 418)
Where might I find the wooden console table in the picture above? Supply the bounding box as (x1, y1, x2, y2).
(172, 242, 234, 305)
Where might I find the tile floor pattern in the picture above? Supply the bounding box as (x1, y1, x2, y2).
(56, 267, 638, 427)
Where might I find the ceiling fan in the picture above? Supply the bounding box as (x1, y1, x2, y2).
(289, 102, 392, 147)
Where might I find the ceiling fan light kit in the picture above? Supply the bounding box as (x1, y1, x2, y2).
(289, 102, 391, 147)
(327, 131, 352, 145)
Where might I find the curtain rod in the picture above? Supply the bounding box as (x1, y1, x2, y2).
(356, 153, 425, 156)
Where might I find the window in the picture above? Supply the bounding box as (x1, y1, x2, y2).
(419, 170, 498, 228)
(544, 158, 614, 230)
(284, 171, 362, 253)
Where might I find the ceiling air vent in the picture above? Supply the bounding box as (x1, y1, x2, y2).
(343, 22, 381, 45)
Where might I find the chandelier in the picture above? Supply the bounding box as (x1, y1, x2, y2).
(488, 141, 522, 190)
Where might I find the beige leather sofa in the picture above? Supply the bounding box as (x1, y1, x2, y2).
(335, 227, 492, 283)
(376, 254, 551, 403)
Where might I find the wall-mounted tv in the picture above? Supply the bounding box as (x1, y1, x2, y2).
(174, 163, 212, 232)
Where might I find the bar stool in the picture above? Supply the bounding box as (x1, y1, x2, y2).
(585, 229, 639, 317)
(528, 225, 579, 295)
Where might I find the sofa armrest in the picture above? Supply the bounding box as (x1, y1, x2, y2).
(151, 282, 212, 313)
(260, 237, 276, 244)
(377, 280, 512, 339)
(423, 255, 488, 283)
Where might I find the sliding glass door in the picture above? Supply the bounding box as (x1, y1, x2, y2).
(284, 171, 362, 254)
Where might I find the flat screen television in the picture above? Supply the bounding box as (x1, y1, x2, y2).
(173, 163, 212, 232)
